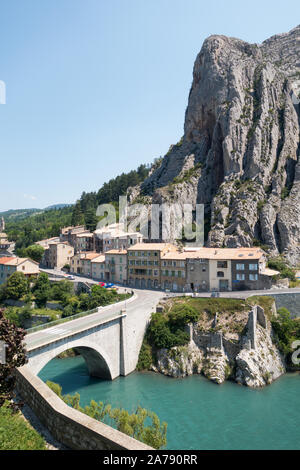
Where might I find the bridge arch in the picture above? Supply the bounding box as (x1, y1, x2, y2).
(29, 338, 115, 380)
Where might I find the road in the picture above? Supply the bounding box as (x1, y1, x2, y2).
(25, 288, 164, 355)
(25, 269, 300, 371)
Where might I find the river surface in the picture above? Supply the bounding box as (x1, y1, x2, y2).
(39, 356, 300, 450)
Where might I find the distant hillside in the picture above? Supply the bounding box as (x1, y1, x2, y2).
(0, 208, 41, 222)
(44, 203, 72, 211)
(0, 204, 72, 222)
(3, 161, 155, 250)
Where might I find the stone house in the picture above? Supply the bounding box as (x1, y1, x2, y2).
(90, 255, 106, 281)
(42, 242, 74, 269)
(105, 249, 127, 284)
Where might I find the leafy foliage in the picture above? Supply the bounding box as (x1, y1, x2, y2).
(16, 244, 44, 263)
(268, 257, 295, 281)
(46, 381, 167, 449)
(146, 304, 199, 350)
(32, 272, 51, 308)
(0, 309, 27, 407)
(271, 307, 300, 364)
(4, 272, 29, 300)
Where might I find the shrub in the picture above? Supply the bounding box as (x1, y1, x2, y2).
(136, 340, 153, 371)
(268, 257, 295, 281)
(46, 381, 167, 449)
(4, 272, 29, 300)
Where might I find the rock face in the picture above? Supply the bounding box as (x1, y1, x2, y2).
(140, 25, 300, 264)
(153, 306, 285, 387)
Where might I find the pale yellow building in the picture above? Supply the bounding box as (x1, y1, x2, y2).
(0, 257, 40, 284)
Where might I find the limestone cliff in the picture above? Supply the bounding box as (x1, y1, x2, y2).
(151, 305, 285, 387)
(138, 25, 300, 264)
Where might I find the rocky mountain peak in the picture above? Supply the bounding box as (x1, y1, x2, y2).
(140, 25, 300, 264)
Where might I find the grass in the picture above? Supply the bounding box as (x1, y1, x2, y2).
(0, 403, 46, 450)
(176, 297, 248, 317)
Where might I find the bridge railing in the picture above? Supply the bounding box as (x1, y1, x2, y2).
(25, 307, 98, 334)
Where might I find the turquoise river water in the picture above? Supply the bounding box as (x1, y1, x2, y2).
(39, 356, 300, 450)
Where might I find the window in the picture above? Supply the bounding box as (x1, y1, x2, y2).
(249, 264, 258, 271)
(202, 267, 206, 272)
(236, 273, 245, 281)
(217, 271, 224, 277)
(249, 273, 258, 281)
(236, 264, 245, 270)
(217, 261, 227, 268)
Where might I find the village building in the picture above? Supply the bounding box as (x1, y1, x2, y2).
(105, 249, 127, 284)
(127, 243, 176, 288)
(0, 257, 40, 284)
(70, 252, 100, 277)
(90, 255, 106, 281)
(160, 251, 187, 292)
(42, 241, 74, 269)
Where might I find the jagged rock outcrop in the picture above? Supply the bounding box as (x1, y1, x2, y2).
(140, 25, 300, 264)
(153, 306, 285, 387)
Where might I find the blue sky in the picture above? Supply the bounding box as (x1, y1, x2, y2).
(0, 0, 299, 211)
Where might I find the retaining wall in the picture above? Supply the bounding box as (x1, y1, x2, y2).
(15, 365, 152, 450)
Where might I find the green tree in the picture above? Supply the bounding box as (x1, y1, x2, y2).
(71, 201, 85, 226)
(5, 272, 29, 300)
(32, 273, 51, 308)
(85, 207, 98, 232)
(24, 245, 44, 263)
(50, 280, 74, 304)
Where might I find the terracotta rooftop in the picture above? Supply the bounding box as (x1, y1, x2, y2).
(0, 257, 39, 266)
(105, 249, 127, 255)
(75, 252, 100, 260)
(161, 247, 265, 260)
(184, 247, 264, 260)
(127, 243, 176, 251)
(0, 257, 14, 265)
(90, 255, 106, 263)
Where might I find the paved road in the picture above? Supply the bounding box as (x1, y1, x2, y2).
(25, 288, 163, 354)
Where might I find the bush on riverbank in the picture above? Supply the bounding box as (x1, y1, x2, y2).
(0, 403, 46, 450)
(46, 381, 167, 449)
(271, 307, 300, 367)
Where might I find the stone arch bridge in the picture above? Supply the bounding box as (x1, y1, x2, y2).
(25, 290, 163, 379)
